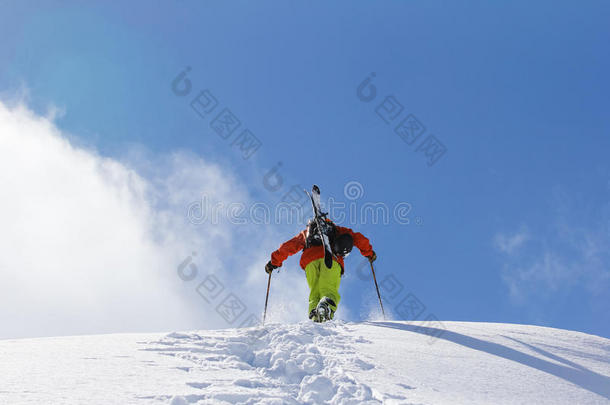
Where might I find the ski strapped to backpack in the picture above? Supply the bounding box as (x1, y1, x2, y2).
(305, 219, 336, 248)
(305, 185, 335, 269)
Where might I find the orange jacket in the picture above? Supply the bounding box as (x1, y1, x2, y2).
(270, 224, 373, 274)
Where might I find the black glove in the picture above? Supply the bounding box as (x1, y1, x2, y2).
(265, 261, 279, 274)
(368, 251, 377, 263)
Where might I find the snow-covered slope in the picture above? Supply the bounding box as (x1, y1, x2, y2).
(1, 321, 609, 404)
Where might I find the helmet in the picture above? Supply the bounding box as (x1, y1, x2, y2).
(332, 233, 354, 257)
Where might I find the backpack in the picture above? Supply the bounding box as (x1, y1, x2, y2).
(305, 218, 337, 249)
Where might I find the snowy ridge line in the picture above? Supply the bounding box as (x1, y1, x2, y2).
(2, 321, 609, 404)
(143, 321, 382, 404)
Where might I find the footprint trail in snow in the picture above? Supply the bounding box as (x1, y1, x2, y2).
(144, 321, 381, 404)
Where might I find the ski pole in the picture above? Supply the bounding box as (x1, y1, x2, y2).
(262, 271, 272, 325)
(369, 260, 386, 320)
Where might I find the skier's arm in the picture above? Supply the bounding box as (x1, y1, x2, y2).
(336, 226, 373, 258)
(270, 231, 306, 267)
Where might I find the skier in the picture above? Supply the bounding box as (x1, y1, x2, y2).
(265, 218, 376, 322)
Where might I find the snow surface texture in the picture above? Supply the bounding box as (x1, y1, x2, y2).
(1, 321, 609, 404)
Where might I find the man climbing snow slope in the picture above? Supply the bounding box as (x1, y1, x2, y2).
(265, 219, 376, 322)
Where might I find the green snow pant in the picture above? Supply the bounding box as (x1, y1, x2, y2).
(305, 258, 342, 318)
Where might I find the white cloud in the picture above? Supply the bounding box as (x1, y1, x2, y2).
(0, 101, 307, 339)
(494, 226, 529, 254)
(494, 209, 610, 304)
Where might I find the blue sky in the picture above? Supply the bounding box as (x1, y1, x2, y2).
(1, 1, 609, 338)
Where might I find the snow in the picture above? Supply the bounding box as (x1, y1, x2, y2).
(1, 321, 609, 404)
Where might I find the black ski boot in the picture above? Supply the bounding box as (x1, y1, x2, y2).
(314, 296, 336, 322)
(309, 309, 321, 323)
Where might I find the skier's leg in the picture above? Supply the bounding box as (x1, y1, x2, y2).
(317, 260, 342, 318)
(305, 259, 322, 317)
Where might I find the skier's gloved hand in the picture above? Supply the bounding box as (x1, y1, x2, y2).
(265, 261, 279, 274)
(367, 251, 377, 263)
